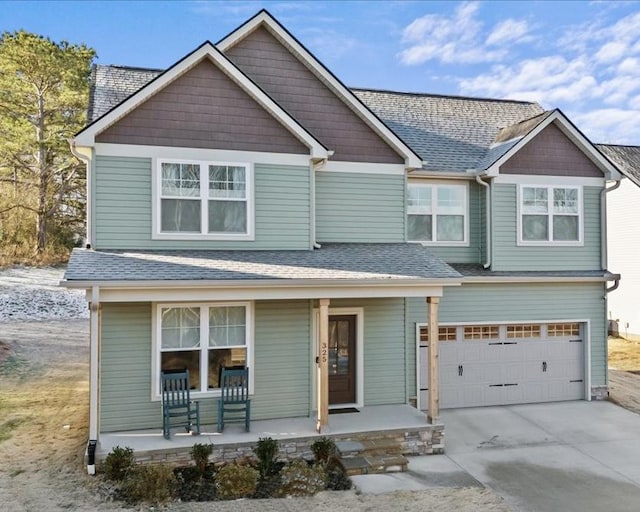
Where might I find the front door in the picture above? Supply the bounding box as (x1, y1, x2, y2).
(328, 315, 356, 404)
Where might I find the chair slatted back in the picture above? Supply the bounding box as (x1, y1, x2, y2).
(162, 370, 191, 408)
(221, 367, 249, 404)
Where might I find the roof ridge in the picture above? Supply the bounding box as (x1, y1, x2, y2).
(96, 63, 164, 72)
(351, 86, 541, 106)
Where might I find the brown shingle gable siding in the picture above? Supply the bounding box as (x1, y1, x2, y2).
(500, 123, 603, 177)
(95, 59, 308, 154)
(225, 26, 404, 164)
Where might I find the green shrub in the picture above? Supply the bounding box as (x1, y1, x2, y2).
(102, 446, 135, 481)
(253, 437, 279, 479)
(326, 463, 352, 491)
(215, 463, 259, 500)
(278, 459, 326, 497)
(120, 463, 175, 504)
(190, 443, 213, 475)
(311, 437, 337, 465)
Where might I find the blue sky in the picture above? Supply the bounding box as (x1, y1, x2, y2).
(3, 0, 640, 144)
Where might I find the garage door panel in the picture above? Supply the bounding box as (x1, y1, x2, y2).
(419, 321, 586, 411)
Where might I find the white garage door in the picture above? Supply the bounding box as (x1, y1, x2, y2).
(418, 322, 585, 410)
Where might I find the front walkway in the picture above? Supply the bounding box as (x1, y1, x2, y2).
(97, 404, 442, 461)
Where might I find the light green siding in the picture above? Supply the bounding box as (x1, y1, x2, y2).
(492, 184, 601, 271)
(94, 156, 311, 250)
(99, 301, 312, 433)
(426, 181, 484, 264)
(330, 298, 407, 406)
(315, 172, 405, 242)
(405, 282, 607, 393)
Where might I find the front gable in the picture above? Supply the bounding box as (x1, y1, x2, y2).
(95, 59, 308, 154)
(500, 123, 603, 177)
(219, 13, 420, 166)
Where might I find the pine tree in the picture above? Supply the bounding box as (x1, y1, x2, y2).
(0, 31, 95, 257)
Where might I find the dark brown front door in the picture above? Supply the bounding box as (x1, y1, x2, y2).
(328, 315, 356, 404)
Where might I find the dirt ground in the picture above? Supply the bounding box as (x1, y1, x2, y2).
(607, 336, 640, 415)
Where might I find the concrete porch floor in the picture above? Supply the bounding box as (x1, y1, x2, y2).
(97, 404, 437, 458)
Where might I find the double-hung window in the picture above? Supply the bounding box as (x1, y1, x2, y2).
(155, 303, 252, 396)
(407, 182, 468, 244)
(519, 185, 582, 244)
(156, 160, 253, 239)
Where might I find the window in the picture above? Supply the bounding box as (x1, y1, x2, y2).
(506, 324, 541, 338)
(464, 325, 499, 340)
(407, 183, 467, 244)
(156, 160, 253, 239)
(548, 323, 580, 336)
(156, 303, 252, 396)
(420, 326, 458, 342)
(519, 185, 581, 244)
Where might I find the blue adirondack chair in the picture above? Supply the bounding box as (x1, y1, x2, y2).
(161, 369, 200, 439)
(217, 367, 251, 432)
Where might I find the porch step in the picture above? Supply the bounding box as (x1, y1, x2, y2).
(336, 438, 408, 475)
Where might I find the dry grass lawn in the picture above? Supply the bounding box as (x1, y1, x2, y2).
(608, 336, 640, 371)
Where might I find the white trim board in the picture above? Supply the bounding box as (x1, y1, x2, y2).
(494, 175, 605, 186)
(311, 307, 365, 410)
(318, 161, 406, 176)
(94, 143, 313, 167)
(216, 10, 422, 169)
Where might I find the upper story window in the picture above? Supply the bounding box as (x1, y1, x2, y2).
(407, 182, 468, 245)
(518, 185, 582, 245)
(154, 159, 254, 240)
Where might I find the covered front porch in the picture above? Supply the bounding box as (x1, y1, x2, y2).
(97, 404, 444, 464)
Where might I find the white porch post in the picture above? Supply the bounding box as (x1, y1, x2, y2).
(87, 286, 101, 474)
(427, 296, 440, 423)
(317, 298, 330, 432)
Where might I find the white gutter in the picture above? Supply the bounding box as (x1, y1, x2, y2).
(408, 169, 478, 180)
(475, 175, 491, 268)
(87, 285, 100, 475)
(462, 274, 619, 284)
(68, 140, 92, 248)
(601, 179, 622, 270)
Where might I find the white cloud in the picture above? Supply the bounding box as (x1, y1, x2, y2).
(459, 55, 597, 105)
(486, 19, 530, 46)
(572, 108, 640, 144)
(300, 27, 360, 60)
(399, 2, 524, 65)
(595, 41, 627, 64)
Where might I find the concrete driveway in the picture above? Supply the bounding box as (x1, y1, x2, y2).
(353, 401, 640, 511)
(440, 401, 640, 512)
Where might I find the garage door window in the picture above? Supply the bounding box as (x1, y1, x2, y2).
(420, 326, 458, 342)
(464, 325, 499, 340)
(548, 323, 580, 336)
(506, 324, 541, 338)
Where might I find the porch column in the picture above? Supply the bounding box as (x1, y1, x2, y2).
(317, 298, 330, 433)
(427, 296, 440, 423)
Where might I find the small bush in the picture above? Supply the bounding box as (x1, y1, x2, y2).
(190, 443, 213, 475)
(278, 459, 326, 497)
(120, 463, 175, 504)
(253, 437, 279, 479)
(215, 463, 259, 500)
(326, 463, 352, 491)
(311, 437, 337, 465)
(102, 446, 135, 481)
(173, 466, 216, 502)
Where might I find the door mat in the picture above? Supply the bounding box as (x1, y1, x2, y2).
(329, 407, 359, 414)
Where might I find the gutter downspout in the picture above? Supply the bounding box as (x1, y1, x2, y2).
(475, 175, 491, 268)
(69, 140, 92, 248)
(87, 285, 100, 475)
(312, 151, 334, 250)
(600, 179, 621, 270)
(606, 279, 620, 293)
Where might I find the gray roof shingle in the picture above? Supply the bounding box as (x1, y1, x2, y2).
(596, 144, 640, 187)
(63, 244, 461, 283)
(86, 65, 546, 172)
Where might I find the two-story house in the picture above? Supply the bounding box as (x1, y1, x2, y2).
(63, 11, 622, 469)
